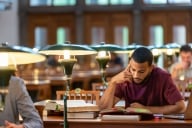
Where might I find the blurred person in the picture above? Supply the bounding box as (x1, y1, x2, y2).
(0, 74, 43, 128)
(108, 52, 124, 68)
(170, 44, 192, 81)
(106, 52, 124, 75)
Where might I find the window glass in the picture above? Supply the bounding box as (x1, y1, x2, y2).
(34, 27, 47, 49)
(173, 25, 186, 45)
(143, 0, 192, 4)
(110, 0, 133, 5)
(114, 26, 129, 46)
(30, 0, 76, 6)
(91, 27, 105, 44)
(57, 27, 70, 44)
(86, 0, 133, 5)
(150, 25, 163, 45)
(143, 0, 167, 4)
(86, 0, 108, 5)
(114, 26, 129, 67)
(168, 0, 191, 4)
(30, 0, 51, 6)
(0, 0, 11, 10)
(150, 25, 164, 68)
(53, 0, 76, 6)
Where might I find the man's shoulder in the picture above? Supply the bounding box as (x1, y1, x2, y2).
(9, 76, 25, 87)
(152, 67, 171, 79)
(153, 67, 169, 74)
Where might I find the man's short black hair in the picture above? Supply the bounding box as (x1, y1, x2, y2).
(180, 44, 192, 53)
(131, 47, 153, 66)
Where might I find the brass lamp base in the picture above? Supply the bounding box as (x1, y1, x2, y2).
(96, 57, 110, 87)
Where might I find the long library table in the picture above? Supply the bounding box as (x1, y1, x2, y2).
(43, 116, 192, 128)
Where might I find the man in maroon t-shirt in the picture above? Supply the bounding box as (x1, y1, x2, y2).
(99, 47, 186, 114)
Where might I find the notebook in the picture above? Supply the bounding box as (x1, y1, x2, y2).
(163, 91, 192, 120)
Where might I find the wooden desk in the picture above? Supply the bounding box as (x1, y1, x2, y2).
(43, 116, 192, 128)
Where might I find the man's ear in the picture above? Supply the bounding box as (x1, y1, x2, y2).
(149, 64, 154, 72)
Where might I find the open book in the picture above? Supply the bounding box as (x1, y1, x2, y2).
(100, 107, 154, 121)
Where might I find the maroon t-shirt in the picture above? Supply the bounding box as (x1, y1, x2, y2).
(114, 67, 183, 108)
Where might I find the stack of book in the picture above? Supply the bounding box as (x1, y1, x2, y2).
(45, 100, 99, 119)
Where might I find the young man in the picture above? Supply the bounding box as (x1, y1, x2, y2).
(99, 47, 185, 114)
(0, 76, 43, 128)
(170, 44, 192, 80)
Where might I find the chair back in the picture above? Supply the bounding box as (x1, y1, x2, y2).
(92, 82, 106, 96)
(56, 89, 100, 105)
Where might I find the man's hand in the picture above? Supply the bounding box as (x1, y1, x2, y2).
(124, 64, 133, 83)
(175, 61, 190, 71)
(110, 64, 133, 85)
(4, 120, 24, 128)
(130, 102, 145, 109)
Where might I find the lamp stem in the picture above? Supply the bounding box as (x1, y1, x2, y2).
(63, 95, 68, 128)
(101, 69, 108, 87)
(59, 58, 77, 128)
(96, 56, 110, 87)
(64, 79, 70, 128)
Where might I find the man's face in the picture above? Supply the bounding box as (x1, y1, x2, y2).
(127, 59, 152, 84)
(180, 51, 192, 68)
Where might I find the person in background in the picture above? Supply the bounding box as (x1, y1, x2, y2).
(106, 52, 124, 76)
(108, 52, 124, 68)
(0, 75, 43, 128)
(170, 44, 192, 83)
(99, 47, 185, 114)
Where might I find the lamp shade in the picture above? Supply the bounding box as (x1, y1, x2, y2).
(0, 44, 46, 65)
(164, 42, 181, 53)
(124, 43, 143, 55)
(39, 43, 97, 55)
(91, 42, 125, 53)
(0, 43, 46, 111)
(148, 45, 166, 55)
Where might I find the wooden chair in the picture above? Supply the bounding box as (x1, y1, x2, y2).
(56, 89, 100, 105)
(92, 82, 107, 97)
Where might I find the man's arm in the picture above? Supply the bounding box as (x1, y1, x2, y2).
(99, 68, 132, 110)
(4, 120, 24, 128)
(15, 79, 43, 128)
(130, 100, 186, 114)
(99, 80, 120, 110)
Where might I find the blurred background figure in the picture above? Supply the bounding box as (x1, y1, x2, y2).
(46, 55, 63, 76)
(108, 52, 124, 68)
(170, 44, 192, 92)
(170, 44, 192, 80)
(47, 55, 60, 67)
(106, 52, 124, 75)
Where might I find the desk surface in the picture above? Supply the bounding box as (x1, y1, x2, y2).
(43, 116, 192, 128)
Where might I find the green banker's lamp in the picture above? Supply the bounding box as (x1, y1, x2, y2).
(91, 42, 125, 87)
(124, 43, 143, 60)
(165, 43, 181, 67)
(39, 41, 96, 128)
(0, 43, 45, 111)
(148, 45, 165, 64)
